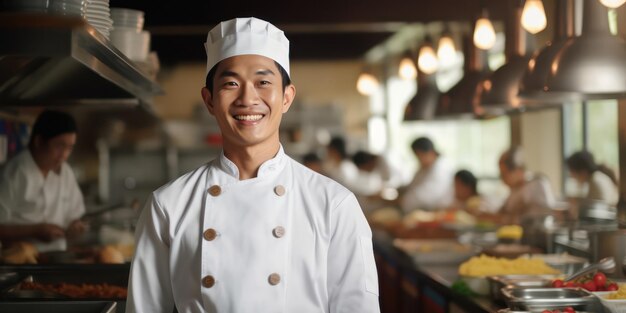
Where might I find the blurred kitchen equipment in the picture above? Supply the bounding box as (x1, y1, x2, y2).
(109, 8, 150, 61)
(577, 199, 617, 222)
(563, 257, 615, 282)
(488, 275, 556, 301)
(528, 254, 588, 276)
(593, 229, 626, 278)
(0, 301, 116, 313)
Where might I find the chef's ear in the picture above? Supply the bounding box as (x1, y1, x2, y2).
(282, 84, 296, 113)
(201, 87, 215, 115)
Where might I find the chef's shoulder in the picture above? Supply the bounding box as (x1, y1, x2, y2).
(0, 151, 29, 184)
(290, 159, 355, 204)
(150, 161, 213, 206)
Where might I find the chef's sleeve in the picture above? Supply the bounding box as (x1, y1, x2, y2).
(126, 195, 175, 313)
(327, 192, 380, 313)
(64, 167, 85, 223)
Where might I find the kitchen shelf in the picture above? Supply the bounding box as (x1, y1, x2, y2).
(0, 13, 163, 108)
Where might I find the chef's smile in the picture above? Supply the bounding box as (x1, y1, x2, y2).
(233, 113, 265, 124)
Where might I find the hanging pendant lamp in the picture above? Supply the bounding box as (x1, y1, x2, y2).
(544, 0, 626, 99)
(519, 0, 576, 106)
(436, 33, 490, 119)
(404, 62, 440, 121)
(476, 0, 534, 117)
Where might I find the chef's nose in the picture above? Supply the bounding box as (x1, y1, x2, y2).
(238, 82, 260, 106)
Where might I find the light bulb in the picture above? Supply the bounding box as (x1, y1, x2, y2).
(473, 17, 496, 50)
(398, 56, 417, 80)
(418, 45, 439, 74)
(356, 72, 379, 96)
(521, 0, 547, 34)
(599, 0, 626, 8)
(437, 36, 456, 66)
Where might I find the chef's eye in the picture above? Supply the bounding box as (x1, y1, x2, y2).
(259, 80, 272, 86)
(223, 81, 239, 88)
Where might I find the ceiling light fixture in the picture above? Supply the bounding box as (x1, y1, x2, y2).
(473, 10, 496, 50)
(418, 37, 439, 74)
(521, 0, 547, 34)
(599, 0, 626, 8)
(356, 71, 379, 96)
(437, 27, 457, 66)
(398, 54, 417, 80)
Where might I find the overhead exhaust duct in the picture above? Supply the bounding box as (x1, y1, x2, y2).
(403, 65, 439, 121)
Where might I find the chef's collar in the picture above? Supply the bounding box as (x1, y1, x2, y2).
(218, 145, 286, 179)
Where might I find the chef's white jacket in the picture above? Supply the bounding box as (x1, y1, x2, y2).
(0, 150, 85, 251)
(400, 157, 454, 213)
(126, 147, 380, 313)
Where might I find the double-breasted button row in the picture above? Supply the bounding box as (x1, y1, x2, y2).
(209, 184, 286, 197)
(201, 274, 281, 288)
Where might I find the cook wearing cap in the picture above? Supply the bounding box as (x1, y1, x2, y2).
(127, 17, 380, 313)
(0, 110, 87, 253)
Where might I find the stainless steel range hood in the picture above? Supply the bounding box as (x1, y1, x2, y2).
(0, 13, 162, 108)
(403, 68, 439, 121)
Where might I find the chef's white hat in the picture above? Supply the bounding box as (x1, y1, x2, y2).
(204, 17, 290, 77)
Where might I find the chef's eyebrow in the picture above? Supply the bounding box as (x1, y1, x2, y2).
(217, 69, 275, 78)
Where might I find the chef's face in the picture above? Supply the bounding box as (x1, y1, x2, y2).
(454, 178, 472, 201)
(201, 55, 295, 150)
(36, 132, 76, 171)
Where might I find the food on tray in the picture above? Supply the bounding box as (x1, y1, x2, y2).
(19, 281, 127, 298)
(551, 272, 618, 292)
(1, 242, 38, 264)
(98, 245, 125, 264)
(459, 254, 560, 277)
(496, 225, 523, 240)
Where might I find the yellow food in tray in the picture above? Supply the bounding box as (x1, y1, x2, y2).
(497, 225, 523, 240)
(606, 285, 626, 299)
(459, 254, 560, 277)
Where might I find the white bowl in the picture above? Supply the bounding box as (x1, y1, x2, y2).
(599, 297, 626, 313)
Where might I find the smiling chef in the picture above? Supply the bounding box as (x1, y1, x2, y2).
(126, 17, 380, 313)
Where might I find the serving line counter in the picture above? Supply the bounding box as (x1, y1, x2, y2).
(373, 229, 506, 313)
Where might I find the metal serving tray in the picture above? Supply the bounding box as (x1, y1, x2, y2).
(0, 301, 116, 313)
(488, 275, 557, 301)
(501, 287, 600, 311)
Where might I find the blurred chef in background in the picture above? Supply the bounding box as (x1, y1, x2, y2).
(400, 137, 453, 214)
(567, 150, 619, 205)
(498, 146, 556, 224)
(301, 151, 324, 174)
(0, 110, 87, 251)
(323, 136, 359, 188)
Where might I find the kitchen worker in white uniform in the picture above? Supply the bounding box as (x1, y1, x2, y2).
(126, 17, 380, 313)
(400, 137, 454, 213)
(0, 110, 87, 252)
(498, 146, 556, 225)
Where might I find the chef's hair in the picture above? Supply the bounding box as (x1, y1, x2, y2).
(567, 150, 618, 185)
(500, 146, 525, 170)
(204, 60, 291, 95)
(455, 169, 478, 195)
(328, 136, 348, 159)
(411, 137, 437, 155)
(29, 110, 77, 147)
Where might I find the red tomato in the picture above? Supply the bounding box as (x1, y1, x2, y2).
(564, 281, 576, 288)
(607, 283, 619, 291)
(542, 310, 552, 313)
(552, 279, 564, 288)
(564, 307, 576, 313)
(583, 281, 597, 291)
(593, 272, 607, 288)
(552, 310, 561, 313)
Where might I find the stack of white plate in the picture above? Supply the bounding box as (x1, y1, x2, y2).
(84, 0, 113, 38)
(110, 8, 144, 31)
(109, 8, 150, 61)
